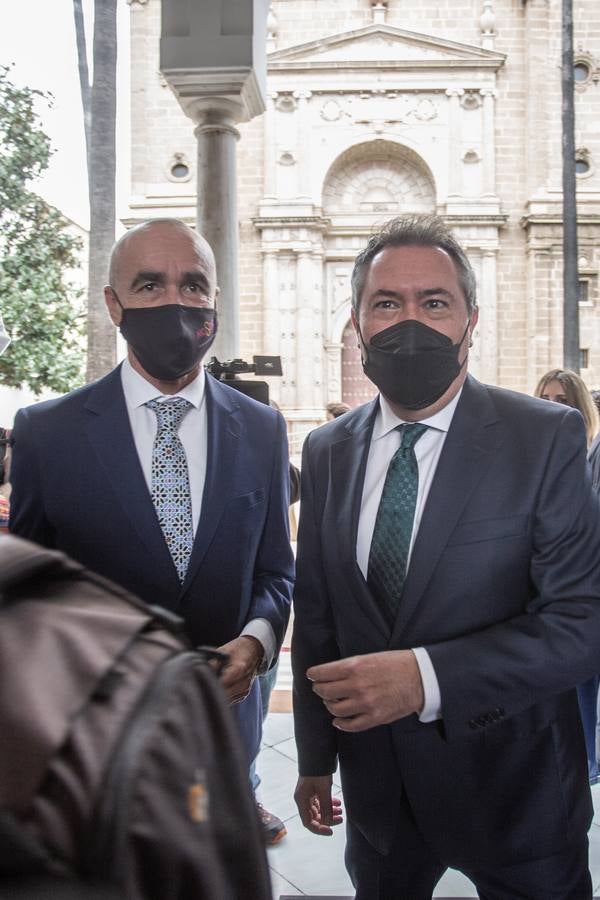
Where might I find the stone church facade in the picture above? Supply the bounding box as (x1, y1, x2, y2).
(126, 0, 600, 449)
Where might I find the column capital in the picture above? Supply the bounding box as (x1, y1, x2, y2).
(445, 88, 464, 98)
(479, 88, 497, 100)
(191, 100, 243, 138)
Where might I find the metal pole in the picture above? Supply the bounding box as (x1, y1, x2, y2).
(562, 0, 580, 372)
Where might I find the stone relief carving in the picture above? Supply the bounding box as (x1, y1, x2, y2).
(278, 151, 296, 166)
(461, 91, 482, 110)
(275, 94, 298, 113)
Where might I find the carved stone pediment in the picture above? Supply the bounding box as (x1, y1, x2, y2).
(268, 24, 505, 71)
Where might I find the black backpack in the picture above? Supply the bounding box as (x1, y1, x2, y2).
(0, 537, 272, 900)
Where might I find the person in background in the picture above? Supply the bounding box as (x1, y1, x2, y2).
(0, 313, 11, 534)
(535, 368, 600, 784)
(325, 401, 351, 421)
(534, 368, 599, 448)
(589, 390, 600, 490)
(9, 219, 294, 838)
(293, 215, 600, 898)
(0, 428, 11, 534)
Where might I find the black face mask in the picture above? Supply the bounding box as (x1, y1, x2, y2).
(115, 296, 217, 381)
(360, 318, 470, 410)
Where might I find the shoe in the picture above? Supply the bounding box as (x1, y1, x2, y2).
(256, 802, 287, 845)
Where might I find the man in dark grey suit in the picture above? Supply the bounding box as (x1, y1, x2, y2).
(10, 219, 294, 780)
(292, 214, 600, 898)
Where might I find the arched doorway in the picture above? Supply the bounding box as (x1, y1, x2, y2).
(341, 320, 378, 407)
(323, 140, 436, 410)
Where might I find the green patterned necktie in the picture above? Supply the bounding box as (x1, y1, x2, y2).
(367, 423, 428, 627)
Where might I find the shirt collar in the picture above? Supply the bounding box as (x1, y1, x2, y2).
(373, 386, 463, 441)
(120, 356, 206, 412)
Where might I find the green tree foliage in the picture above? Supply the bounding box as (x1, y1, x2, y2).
(0, 66, 85, 395)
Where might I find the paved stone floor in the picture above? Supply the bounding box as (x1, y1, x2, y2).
(258, 713, 600, 899)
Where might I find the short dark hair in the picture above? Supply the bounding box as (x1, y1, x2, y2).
(326, 402, 351, 419)
(350, 214, 477, 315)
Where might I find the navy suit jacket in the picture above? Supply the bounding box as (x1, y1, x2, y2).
(292, 375, 600, 866)
(10, 366, 295, 761)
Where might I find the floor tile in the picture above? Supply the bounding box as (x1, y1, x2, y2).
(256, 746, 301, 823)
(263, 712, 295, 748)
(269, 867, 302, 897)
(433, 868, 476, 897)
(267, 813, 353, 896)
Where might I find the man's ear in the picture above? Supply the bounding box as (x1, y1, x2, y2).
(213, 285, 220, 308)
(104, 286, 122, 326)
(351, 308, 362, 349)
(468, 307, 479, 344)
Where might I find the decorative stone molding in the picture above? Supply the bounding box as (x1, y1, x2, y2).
(278, 151, 296, 166)
(480, 0, 496, 50)
(126, 0, 148, 5)
(576, 147, 594, 179)
(275, 94, 298, 113)
(267, 5, 279, 53)
(371, 1, 388, 25)
(461, 91, 482, 110)
(462, 149, 481, 164)
(166, 152, 192, 182)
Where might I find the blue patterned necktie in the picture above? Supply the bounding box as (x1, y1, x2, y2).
(145, 398, 194, 583)
(367, 423, 428, 627)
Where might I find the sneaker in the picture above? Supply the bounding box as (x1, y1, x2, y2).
(256, 802, 287, 845)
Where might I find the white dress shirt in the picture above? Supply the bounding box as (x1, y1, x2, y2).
(357, 389, 463, 722)
(120, 358, 275, 663)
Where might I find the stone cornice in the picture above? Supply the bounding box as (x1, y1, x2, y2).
(253, 216, 331, 230)
(521, 213, 600, 228)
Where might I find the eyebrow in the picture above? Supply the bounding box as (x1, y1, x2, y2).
(371, 287, 456, 301)
(129, 270, 211, 291)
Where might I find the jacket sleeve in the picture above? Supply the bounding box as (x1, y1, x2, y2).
(292, 431, 340, 776)
(247, 411, 295, 658)
(427, 409, 600, 742)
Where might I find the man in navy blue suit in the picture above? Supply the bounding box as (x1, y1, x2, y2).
(292, 214, 600, 898)
(10, 219, 294, 805)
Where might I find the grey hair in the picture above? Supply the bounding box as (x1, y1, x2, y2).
(350, 214, 478, 314)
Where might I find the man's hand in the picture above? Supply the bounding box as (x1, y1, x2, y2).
(294, 775, 343, 836)
(307, 650, 424, 732)
(216, 635, 263, 705)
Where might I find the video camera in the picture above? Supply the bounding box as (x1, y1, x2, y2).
(205, 355, 282, 406)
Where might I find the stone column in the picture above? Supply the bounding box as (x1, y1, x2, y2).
(446, 89, 463, 198)
(262, 249, 280, 356)
(479, 250, 498, 382)
(294, 91, 312, 201)
(160, 0, 268, 360)
(295, 250, 323, 411)
(481, 90, 497, 198)
(194, 100, 241, 359)
(264, 93, 278, 200)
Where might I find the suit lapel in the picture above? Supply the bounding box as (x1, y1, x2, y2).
(182, 375, 241, 591)
(391, 376, 501, 640)
(331, 399, 392, 640)
(83, 367, 176, 577)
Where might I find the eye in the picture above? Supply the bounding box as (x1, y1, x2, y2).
(139, 282, 159, 292)
(424, 298, 449, 310)
(373, 298, 398, 309)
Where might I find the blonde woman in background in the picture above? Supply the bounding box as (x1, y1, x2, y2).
(535, 368, 599, 447)
(535, 368, 600, 784)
